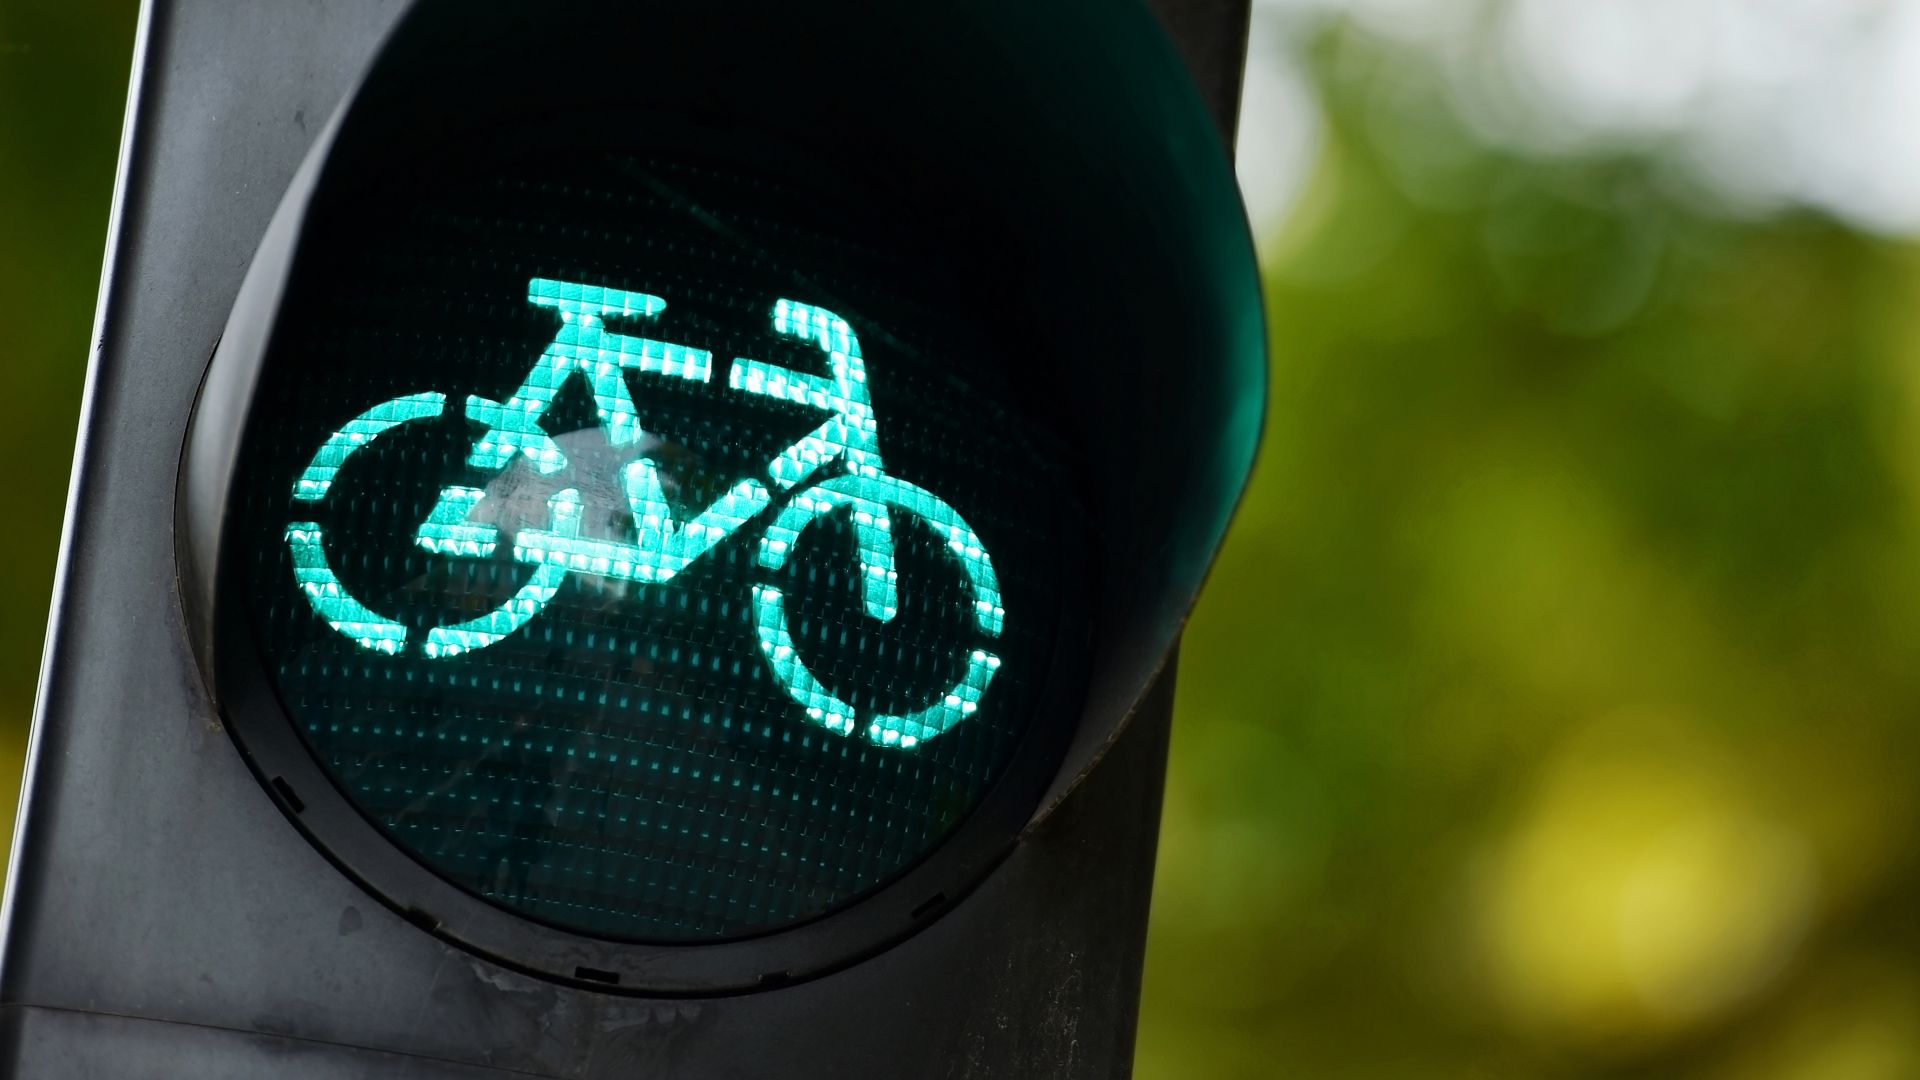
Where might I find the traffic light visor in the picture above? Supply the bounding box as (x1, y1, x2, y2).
(181, 0, 1262, 988)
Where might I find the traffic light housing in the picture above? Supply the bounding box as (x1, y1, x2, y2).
(4, 0, 1261, 1074)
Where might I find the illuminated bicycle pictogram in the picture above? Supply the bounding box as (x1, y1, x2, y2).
(285, 277, 1004, 750)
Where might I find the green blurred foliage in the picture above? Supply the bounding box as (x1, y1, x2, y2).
(4, 4, 1919, 1077)
(1140, 26, 1920, 1080)
(0, 0, 138, 852)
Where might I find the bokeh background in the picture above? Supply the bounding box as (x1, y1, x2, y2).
(4, 0, 1919, 1075)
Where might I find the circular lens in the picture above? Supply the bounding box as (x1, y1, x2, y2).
(223, 140, 1075, 942)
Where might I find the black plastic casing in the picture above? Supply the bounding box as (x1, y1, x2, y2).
(0, 2, 1257, 1076)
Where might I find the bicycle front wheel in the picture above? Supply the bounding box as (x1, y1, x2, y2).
(750, 472, 1005, 750)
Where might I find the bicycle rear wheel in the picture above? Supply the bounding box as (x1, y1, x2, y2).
(285, 391, 573, 659)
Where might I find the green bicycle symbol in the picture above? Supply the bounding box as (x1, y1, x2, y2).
(284, 277, 1004, 750)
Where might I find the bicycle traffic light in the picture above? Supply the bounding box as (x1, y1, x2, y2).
(4, 1, 1262, 1075)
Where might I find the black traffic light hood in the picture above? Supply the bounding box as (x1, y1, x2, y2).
(181, 0, 1265, 831)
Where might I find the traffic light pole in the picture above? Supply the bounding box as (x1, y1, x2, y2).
(0, 3, 1254, 1077)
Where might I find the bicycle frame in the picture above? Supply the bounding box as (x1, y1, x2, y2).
(423, 276, 897, 630)
(290, 279, 910, 657)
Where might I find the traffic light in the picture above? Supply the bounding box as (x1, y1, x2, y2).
(3, 0, 1262, 1075)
